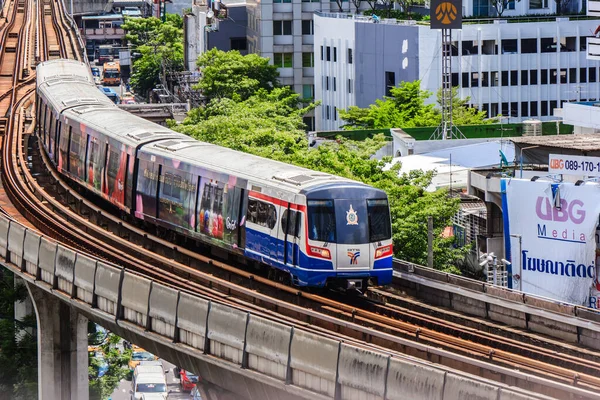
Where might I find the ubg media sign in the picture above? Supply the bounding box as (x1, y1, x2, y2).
(430, 0, 462, 29)
(502, 179, 600, 305)
(548, 153, 600, 177)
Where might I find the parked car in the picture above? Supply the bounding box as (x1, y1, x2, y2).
(97, 86, 120, 104)
(180, 369, 199, 392)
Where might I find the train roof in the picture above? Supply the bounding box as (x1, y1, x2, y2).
(140, 138, 364, 194)
(36, 59, 94, 86)
(62, 105, 185, 147)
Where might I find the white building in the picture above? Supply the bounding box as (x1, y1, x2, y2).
(244, 0, 373, 130)
(314, 12, 600, 131)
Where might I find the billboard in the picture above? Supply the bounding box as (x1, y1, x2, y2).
(501, 179, 600, 305)
(430, 0, 462, 29)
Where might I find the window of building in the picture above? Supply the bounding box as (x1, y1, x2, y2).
(274, 0, 292, 3)
(501, 102, 509, 116)
(510, 70, 518, 86)
(510, 102, 518, 117)
(230, 38, 247, 51)
(482, 104, 490, 118)
(273, 20, 292, 35)
(482, 40, 497, 55)
(303, 84, 314, 99)
(530, 101, 538, 116)
(541, 100, 548, 116)
(471, 72, 479, 87)
(452, 73, 459, 87)
(530, 70, 538, 85)
(273, 53, 293, 68)
(590, 67, 597, 83)
(462, 72, 470, 88)
(562, 37, 577, 52)
(529, 0, 548, 9)
(501, 71, 509, 86)
(348, 48, 353, 64)
(326, 105, 330, 119)
(521, 38, 537, 54)
(333, 106, 337, 121)
(348, 78, 352, 93)
(541, 69, 548, 84)
(302, 52, 314, 67)
(482, 72, 489, 87)
(541, 37, 557, 53)
(491, 71, 498, 86)
(569, 68, 577, 84)
(580, 67, 587, 83)
(549, 69, 557, 84)
(501, 39, 517, 54)
(451, 41, 459, 56)
(490, 103, 498, 118)
(302, 0, 320, 3)
(325, 76, 329, 90)
(320, 46, 324, 60)
(560, 69, 567, 84)
(462, 40, 478, 55)
(521, 70, 528, 85)
(333, 47, 337, 62)
(508, 0, 515, 9)
(581, 37, 588, 51)
(302, 20, 314, 35)
(326, 46, 331, 61)
(385, 71, 395, 97)
(550, 100, 557, 115)
(303, 116, 315, 131)
(333, 77, 337, 91)
(521, 102, 529, 117)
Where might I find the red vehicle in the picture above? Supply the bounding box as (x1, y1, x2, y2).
(180, 369, 200, 392)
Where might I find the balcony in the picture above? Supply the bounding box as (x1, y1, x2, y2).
(588, 37, 600, 60)
(588, 0, 600, 15)
(83, 28, 125, 40)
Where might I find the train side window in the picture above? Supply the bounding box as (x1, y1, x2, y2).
(162, 173, 173, 197)
(247, 199, 276, 230)
(367, 199, 392, 242)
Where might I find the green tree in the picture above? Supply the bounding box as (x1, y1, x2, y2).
(0, 270, 37, 400)
(122, 15, 184, 96)
(89, 333, 131, 400)
(195, 49, 280, 101)
(340, 80, 489, 129)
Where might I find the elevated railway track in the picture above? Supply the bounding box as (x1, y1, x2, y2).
(0, 1, 598, 398)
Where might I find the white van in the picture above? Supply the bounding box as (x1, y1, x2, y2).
(130, 370, 169, 400)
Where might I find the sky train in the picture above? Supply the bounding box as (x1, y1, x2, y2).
(35, 59, 393, 289)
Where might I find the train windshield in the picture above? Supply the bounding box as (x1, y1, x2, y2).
(367, 199, 391, 242)
(307, 200, 336, 242)
(308, 199, 391, 244)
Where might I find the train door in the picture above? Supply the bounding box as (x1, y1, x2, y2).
(54, 120, 61, 164)
(281, 205, 300, 267)
(274, 202, 288, 265)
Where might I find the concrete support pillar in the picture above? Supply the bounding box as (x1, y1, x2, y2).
(26, 282, 89, 400)
(14, 276, 33, 340)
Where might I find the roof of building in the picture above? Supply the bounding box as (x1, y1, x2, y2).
(510, 134, 600, 151)
(82, 13, 123, 20)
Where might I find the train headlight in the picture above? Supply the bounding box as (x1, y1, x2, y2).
(309, 246, 331, 259)
(375, 245, 393, 259)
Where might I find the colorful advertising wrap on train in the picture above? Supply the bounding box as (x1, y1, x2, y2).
(501, 179, 600, 306)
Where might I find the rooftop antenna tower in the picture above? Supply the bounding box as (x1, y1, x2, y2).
(429, 1, 466, 140)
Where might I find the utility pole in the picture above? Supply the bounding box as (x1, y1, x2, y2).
(428, 216, 433, 268)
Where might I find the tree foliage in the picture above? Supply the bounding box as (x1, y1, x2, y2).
(195, 49, 280, 101)
(0, 270, 37, 400)
(339, 80, 490, 130)
(122, 15, 184, 96)
(89, 333, 131, 400)
(176, 53, 465, 272)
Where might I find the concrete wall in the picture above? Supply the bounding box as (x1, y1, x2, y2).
(70, 0, 109, 16)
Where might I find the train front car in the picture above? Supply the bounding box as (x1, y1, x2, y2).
(300, 183, 393, 291)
